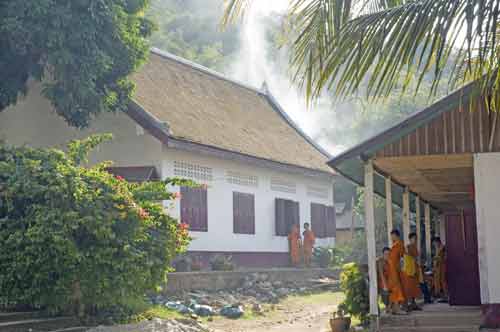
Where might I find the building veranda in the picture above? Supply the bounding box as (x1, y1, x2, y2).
(329, 81, 500, 330)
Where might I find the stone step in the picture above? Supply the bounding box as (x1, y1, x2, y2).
(382, 326, 479, 332)
(0, 311, 40, 323)
(50, 327, 90, 332)
(0, 316, 80, 332)
(380, 311, 482, 327)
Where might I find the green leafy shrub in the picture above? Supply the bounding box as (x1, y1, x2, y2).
(210, 255, 234, 271)
(338, 263, 370, 326)
(0, 135, 191, 315)
(313, 246, 351, 268)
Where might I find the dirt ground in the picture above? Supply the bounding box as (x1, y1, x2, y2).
(206, 292, 344, 332)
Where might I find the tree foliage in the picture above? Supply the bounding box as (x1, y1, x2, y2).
(0, 135, 191, 314)
(223, 0, 500, 107)
(339, 262, 370, 325)
(0, 0, 153, 128)
(146, 0, 240, 70)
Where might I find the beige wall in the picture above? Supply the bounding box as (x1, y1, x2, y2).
(474, 152, 500, 304)
(0, 83, 163, 170)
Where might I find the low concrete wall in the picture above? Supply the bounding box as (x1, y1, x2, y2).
(165, 268, 339, 294)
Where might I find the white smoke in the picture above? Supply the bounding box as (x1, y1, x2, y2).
(228, 1, 345, 156)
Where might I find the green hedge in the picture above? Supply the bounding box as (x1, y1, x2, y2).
(0, 135, 191, 315)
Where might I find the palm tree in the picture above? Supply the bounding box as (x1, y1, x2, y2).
(222, 0, 500, 106)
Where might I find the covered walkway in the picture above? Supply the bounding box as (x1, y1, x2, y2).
(328, 82, 499, 330)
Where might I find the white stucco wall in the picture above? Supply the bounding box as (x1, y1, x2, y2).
(162, 148, 335, 253)
(0, 86, 336, 254)
(474, 152, 500, 304)
(0, 83, 163, 170)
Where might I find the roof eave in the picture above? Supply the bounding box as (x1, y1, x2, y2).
(328, 80, 479, 168)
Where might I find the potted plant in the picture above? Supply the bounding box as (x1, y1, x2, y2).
(313, 247, 333, 268)
(330, 304, 351, 332)
(210, 255, 235, 271)
(174, 255, 191, 272)
(190, 256, 202, 271)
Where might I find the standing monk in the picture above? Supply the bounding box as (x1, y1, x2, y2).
(401, 232, 422, 310)
(377, 247, 391, 311)
(388, 229, 407, 314)
(302, 222, 315, 267)
(433, 237, 448, 301)
(288, 224, 301, 267)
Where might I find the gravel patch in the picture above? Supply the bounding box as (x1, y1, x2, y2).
(87, 318, 210, 332)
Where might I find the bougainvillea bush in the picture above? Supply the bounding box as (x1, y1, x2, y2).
(0, 135, 191, 315)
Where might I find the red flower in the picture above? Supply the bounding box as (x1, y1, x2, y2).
(115, 175, 125, 181)
(179, 222, 189, 230)
(173, 192, 182, 199)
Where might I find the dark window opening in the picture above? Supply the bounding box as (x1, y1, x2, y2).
(233, 192, 255, 234)
(311, 203, 336, 238)
(275, 198, 300, 236)
(180, 186, 208, 232)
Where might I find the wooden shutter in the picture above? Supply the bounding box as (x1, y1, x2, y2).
(233, 192, 255, 234)
(275, 198, 287, 236)
(311, 203, 325, 238)
(276, 198, 299, 236)
(180, 186, 208, 232)
(326, 205, 337, 238)
(287, 200, 300, 234)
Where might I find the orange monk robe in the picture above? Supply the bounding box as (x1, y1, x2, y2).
(401, 243, 422, 299)
(377, 257, 389, 290)
(288, 226, 301, 266)
(303, 230, 315, 266)
(433, 246, 448, 296)
(388, 239, 406, 304)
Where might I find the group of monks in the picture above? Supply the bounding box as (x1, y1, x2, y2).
(288, 223, 315, 267)
(377, 229, 448, 314)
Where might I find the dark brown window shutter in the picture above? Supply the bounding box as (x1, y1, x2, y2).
(311, 203, 325, 238)
(311, 203, 336, 238)
(275, 198, 287, 236)
(180, 186, 208, 232)
(233, 192, 255, 234)
(275, 198, 300, 236)
(326, 205, 337, 237)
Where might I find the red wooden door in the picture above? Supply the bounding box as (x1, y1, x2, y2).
(445, 209, 481, 305)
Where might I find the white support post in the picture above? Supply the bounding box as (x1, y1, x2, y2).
(385, 177, 393, 247)
(415, 196, 421, 253)
(403, 187, 411, 245)
(364, 160, 379, 318)
(425, 203, 432, 264)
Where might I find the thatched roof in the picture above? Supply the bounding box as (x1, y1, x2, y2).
(128, 48, 333, 175)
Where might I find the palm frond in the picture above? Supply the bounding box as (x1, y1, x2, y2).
(309, 1, 500, 103)
(220, 0, 251, 26)
(222, 0, 500, 107)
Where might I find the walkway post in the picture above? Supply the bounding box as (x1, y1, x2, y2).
(403, 187, 410, 245)
(385, 177, 393, 247)
(364, 160, 379, 325)
(425, 203, 431, 264)
(415, 196, 421, 253)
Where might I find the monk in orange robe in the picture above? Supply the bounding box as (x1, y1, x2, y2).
(433, 237, 448, 300)
(288, 224, 301, 267)
(388, 229, 407, 314)
(401, 232, 422, 310)
(377, 247, 391, 310)
(302, 222, 315, 267)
